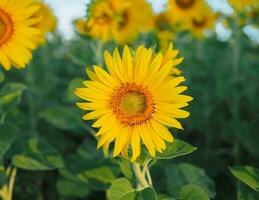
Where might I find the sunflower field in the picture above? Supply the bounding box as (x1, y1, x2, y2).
(0, 0, 259, 199)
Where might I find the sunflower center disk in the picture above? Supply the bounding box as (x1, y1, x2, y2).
(175, 0, 196, 9)
(118, 11, 129, 29)
(192, 17, 207, 28)
(110, 83, 155, 126)
(0, 9, 13, 46)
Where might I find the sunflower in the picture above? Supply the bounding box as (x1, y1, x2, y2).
(31, 0, 57, 43)
(167, 0, 206, 23)
(74, 18, 89, 36)
(185, 7, 217, 38)
(0, 0, 42, 70)
(153, 12, 174, 51)
(228, 0, 258, 10)
(75, 45, 192, 161)
(84, 0, 129, 41)
(113, 0, 154, 44)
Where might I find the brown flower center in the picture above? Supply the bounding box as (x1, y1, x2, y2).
(0, 8, 13, 46)
(110, 83, 155, 126)
(175, 0, 196, 9)
(192, 17, 207, 28)
(118, 11, 129, 29)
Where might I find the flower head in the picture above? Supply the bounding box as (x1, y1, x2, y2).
(0, 0, 42, 70)
(184, 6, 217, 38)
(74, 0, 154, 43)
(112, 0, 154, 44)
(168, 0, 206, 23)
(75, 45, 192, 161)
(31, 0, 57, 43)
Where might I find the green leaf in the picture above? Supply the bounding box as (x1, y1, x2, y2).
(136, 187, 157, 200)
(165, 163, 215, 198)
(157, 193, 174, 200)
(107, 178, 135, 200)
(0, 83, 27, 116)
(179, 184, 210, 200)
(0, 123, 17, 158)
(118, 159, 133, 180)
(238, 182, 259, 200)
(12, 137, 64, 170)
(57, 179, 90, 198)
(157, 139, 197, 159)
(57, 169, 90, 198)
(68, 158, 120, 190)
(230, 165, 259, 192)
(77, 138, 102, 160)
(64, 77, 84, 102)
(39, 105, 84, 131)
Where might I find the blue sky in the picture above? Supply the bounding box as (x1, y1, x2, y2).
(44, 0, 258, 42)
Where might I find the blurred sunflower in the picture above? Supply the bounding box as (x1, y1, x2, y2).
(154, 12, 175, 51)
(75, 0, 153, 43)
(81, 0, 129, 42)
(228, 0, 258, 10)
(0, 0, 42, 70)
(75, 45, 192, 160)
(74, 18, 89, 36)
(32, 0, 57, 44)
(167, 0, 206, 23)
(113, 0, 154, 44)
(185, 7, 217, 38)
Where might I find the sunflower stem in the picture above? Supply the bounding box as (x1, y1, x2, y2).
(232, 13, 241, 165)
(143, 159, 153, 186)
(132, 162, 150, 189)
(7, 167, 17, 200)
(91, 40, 104, 67)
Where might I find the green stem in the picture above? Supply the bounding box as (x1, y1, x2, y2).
(232, 14, 241, 165)
(91, 40, 104, 67)
(143, 159, 153, 186)
(132, 162, 150, 189)
(7, 167, 17, 200)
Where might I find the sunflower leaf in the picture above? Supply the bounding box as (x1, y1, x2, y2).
(0, 83, 27, 117)
(179, 184, 210, 200)
(0, 123, 17, 158)
(12, 137, 65, 171)
(136, 187, 157, 200)
(229, 165, 259, 192)
(107, 178, 135, 200)
(157, 139, 197, 159)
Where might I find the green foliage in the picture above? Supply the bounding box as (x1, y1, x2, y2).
(165, 163, 215, 198)
(107, 178, 135, 200)
(39, 105, 84, 131)
(179, 184, 210, 200)
(0, 71, 4, 83)
(156, 139, 197, 159)
(0, 123, 17, 158)
(230, 165, 259, 191)
(0, 83, 27, 117)
(12, 137, 64, 170)
(136, 187, 157, 200)
(238, 182, 259, 200)
(57, 169, 90, 199)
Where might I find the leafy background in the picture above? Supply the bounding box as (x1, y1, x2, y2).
(1, 6, 259, 200)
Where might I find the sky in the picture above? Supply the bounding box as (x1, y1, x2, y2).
(45, 0, 258, 42)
